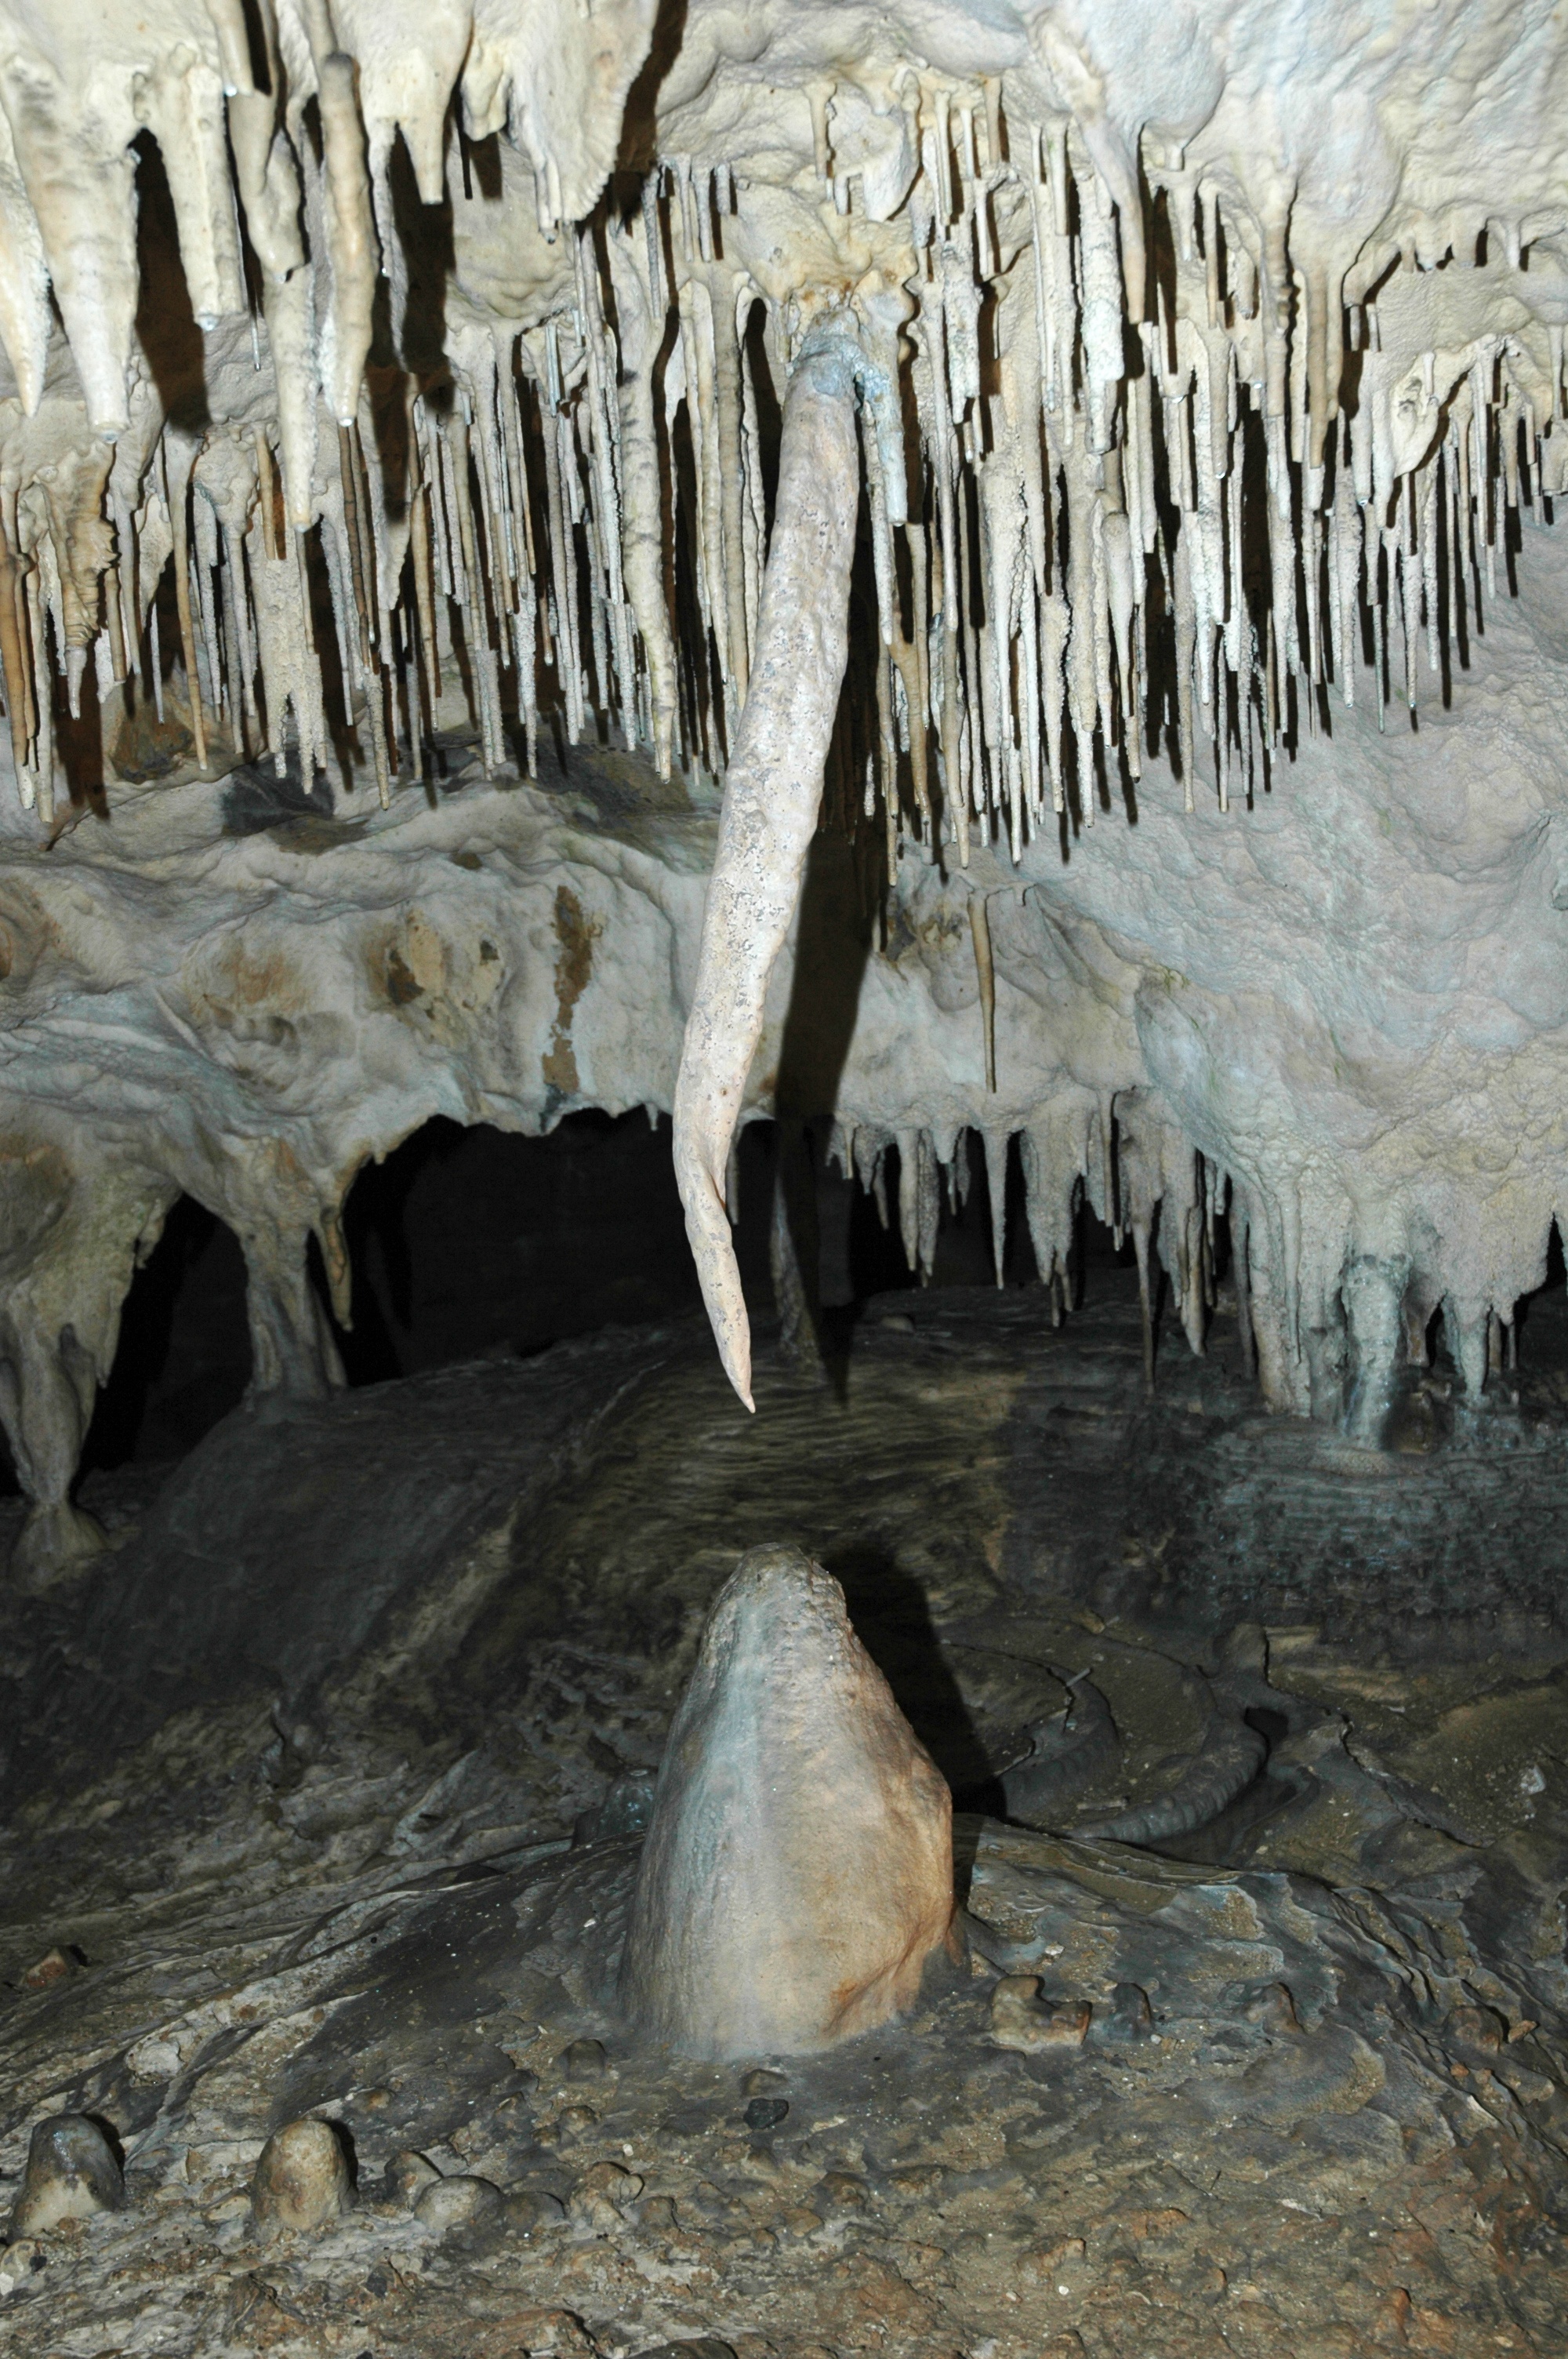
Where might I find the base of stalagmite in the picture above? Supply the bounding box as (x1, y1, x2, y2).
(618, 1543, 960, 2059)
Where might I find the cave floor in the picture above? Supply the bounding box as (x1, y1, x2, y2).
(3, 1278, 1568, 2357)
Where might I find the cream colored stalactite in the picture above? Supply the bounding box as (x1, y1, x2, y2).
(574, 230, 638, 747)
(336, 0, 468, 208)
(5, 491, 61, 818)
(1114, 1089, 1212, 1384)
(1019, 1094, 1108, 1321)
(162, 434, 208, 771)
(333, 0, 469, 353)
(0, 57, 139, 438)
(132, 49, 245, 329)
(470, 349, 520, 622)
(699, 258, 754, 719)
(470, 0, 655, 232)
(672, 319, 862, 1411)
(607, 216, 679, 780)
(888, 1125, 942, 1281)
(190, 487, 223, 726)
(196, 432, 266, 758)
(537, 380, 584, 744)
(487, 342, 539, 765)
(981, 1127, 1010, 1288)
(0, 94, 49, 414)
(285, 26, 379, 437)
(224, 76, 318, 530)
(246, 437, 327, 780)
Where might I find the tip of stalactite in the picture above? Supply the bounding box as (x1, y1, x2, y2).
(719, 1329, 755, 1416)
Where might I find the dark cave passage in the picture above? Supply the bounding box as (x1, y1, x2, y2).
(80, 1200, 250, 1478)
(49, 1112, 1134, 1487)
(43, 1134, 1568, 1494)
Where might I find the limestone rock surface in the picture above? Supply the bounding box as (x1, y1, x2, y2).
(619, 1543, 958, 2058)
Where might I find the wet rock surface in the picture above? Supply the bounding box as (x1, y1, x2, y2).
(2, 1281, 1568, 2352)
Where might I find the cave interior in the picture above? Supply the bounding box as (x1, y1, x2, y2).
(3, 2, 1568, 2354)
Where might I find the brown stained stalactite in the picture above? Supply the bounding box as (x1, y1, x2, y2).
(672, 317, 862, 1411)
(969, 889, 996, 1092)
(0, 508, 30, 789)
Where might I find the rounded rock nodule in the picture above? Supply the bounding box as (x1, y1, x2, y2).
(504, 2186, 567, 2237)
(382, 2150, 441, 2209)
(9, 2114, 125, 2237)
(414, 2175, 503, 2234)
(250, 2117, 352, 2235)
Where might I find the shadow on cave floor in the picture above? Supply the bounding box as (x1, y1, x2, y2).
(829, 1539, 993, 1793)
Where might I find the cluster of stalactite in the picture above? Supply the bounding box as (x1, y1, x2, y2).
(0, 15, 1563, 1434)
(1, 62, 1563, 851)
(821, 1086, 1537, 1418)
(815, 95, 1568, 862)
(0, 336, 637, 823)
(821, 1096, 1223, 1384)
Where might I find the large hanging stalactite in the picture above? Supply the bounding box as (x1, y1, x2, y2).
(672, 314, 862, 1411)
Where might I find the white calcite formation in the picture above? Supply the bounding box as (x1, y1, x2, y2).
(0, 0, 1566, 1552)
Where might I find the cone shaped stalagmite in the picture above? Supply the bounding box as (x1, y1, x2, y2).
(619, 1543, 959, 2059)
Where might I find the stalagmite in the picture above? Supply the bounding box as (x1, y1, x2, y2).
(672, 316, 862, 1411)
(619, 1544, 959, 2058)
(9, 2116, 125, 2236)
(251, 2117, 353, 2237)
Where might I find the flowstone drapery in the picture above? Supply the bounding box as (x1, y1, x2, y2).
(2, 0, 1568, 1559)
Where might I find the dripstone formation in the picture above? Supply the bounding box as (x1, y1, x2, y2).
(8, 2117, 124, 2239)
(619, 1542, 960, 2058)
(0, 9, 1566, 1531)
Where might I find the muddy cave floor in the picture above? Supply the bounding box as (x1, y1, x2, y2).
(4, 1275, 1568, 2357)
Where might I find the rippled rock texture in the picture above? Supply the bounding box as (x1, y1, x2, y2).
(4, 1292, 1568, 2355)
